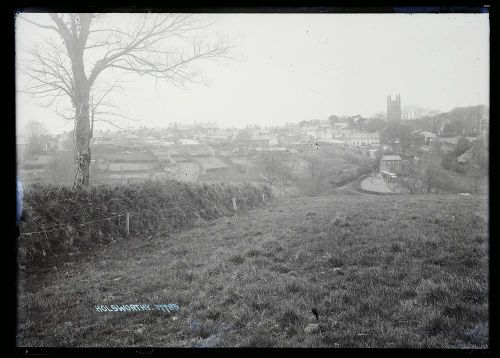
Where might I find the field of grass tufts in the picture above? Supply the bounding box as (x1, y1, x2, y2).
(17, 194, 488, 348)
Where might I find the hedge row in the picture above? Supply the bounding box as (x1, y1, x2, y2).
(18, 180, 272, 266)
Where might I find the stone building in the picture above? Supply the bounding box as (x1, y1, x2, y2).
(387, 94, 402, 122)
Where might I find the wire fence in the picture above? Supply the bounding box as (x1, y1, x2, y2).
(20, 212, 129, 237)
(19, 192, 270, 238)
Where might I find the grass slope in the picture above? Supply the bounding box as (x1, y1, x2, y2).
(17, 194, 488, 348)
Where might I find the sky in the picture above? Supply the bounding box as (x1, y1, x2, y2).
(15, 12, 489, 135)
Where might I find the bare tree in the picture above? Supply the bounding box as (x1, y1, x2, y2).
(256, 151, 293, 195)
(24, 120, 49, 159)
(18, 13, 231, 188)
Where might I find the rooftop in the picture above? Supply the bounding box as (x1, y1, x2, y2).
(195, 157, 228, 170)
(382, 155, 402, 161)
(344, 132, 380, 139)
(420, 131, 436, 137)
(317, 139, 345, 144)
(178, 139, 201, 145)
(333, 123, 350, 130)
(100, 151, 157, 162)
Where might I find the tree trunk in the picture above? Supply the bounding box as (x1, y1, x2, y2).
(73, 94, 91, 189)
(70, 37, 92, 189)
(71, 54, 91, 189)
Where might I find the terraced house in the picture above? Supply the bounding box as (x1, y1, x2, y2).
(343, 132, 380, 146)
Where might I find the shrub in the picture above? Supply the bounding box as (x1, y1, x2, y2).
(18, 180, 273, 266)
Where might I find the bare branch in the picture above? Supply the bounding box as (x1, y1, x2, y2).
(93, 118, 126, 130)
(87, 14, 231, 87)
(17, 14, 59, 32)
(19, 12, 232, 143)
(54, 105, 75, 121)
(49, 13, 73, 43)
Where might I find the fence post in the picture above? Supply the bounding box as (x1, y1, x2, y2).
(262, 193, 265, 202)
(232, 197, 237, 212)
(125, 213, 130, 238)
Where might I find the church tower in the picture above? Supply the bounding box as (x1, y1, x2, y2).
(387, 94, 401, 122)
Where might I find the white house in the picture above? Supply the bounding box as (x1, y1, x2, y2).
(343, 132, 380, 146)
(419, 131, 436, 146)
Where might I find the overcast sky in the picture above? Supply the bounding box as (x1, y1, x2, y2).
(15, 12, 489, 135)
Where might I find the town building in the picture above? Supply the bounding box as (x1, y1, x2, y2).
(412, 130, 436, 146)
(316, 139, 346, 148)
(343, 132, 380, 146)
(387, 94, 402, 122)
(380, 154, 401, 173)
(177, 139, 216, 156)
(194, 122, 219, 137)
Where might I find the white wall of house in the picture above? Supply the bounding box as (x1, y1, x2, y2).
(344, 134, 380, 146)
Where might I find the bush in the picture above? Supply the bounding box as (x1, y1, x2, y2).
(18, 180, 272, 266)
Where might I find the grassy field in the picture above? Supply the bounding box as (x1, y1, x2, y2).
(16, 194, 488, 348)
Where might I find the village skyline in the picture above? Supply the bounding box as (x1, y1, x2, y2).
(15, 99, 488, 136)
(16, 13, 489, 135)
